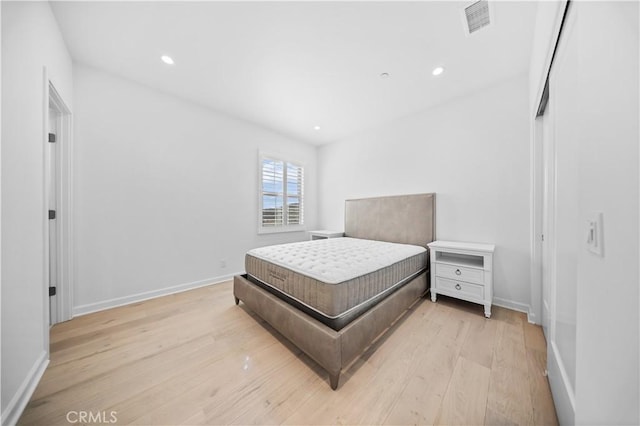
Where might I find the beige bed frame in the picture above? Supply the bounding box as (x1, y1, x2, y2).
(233, 193, 436, 389)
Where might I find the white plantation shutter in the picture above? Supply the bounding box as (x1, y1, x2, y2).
(260, 156, 304, 231)
(286, 162, 304, 225)
(261, 159, 284, 226)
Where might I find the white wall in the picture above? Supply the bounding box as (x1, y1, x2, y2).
(569, 2, 638, 424)
(1, 2, 74, 424)
(318, 74, 531, 311)
(73, 65, 317, 314)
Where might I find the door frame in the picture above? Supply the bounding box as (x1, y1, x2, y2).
(43, 68, 74, 332)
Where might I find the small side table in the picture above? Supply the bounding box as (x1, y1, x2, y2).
(308, 230, 344, 241)
(427, 240, 495, 318)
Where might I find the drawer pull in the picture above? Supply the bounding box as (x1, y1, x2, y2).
(455, 283, 462, 290)
(455, 269, 462, 275)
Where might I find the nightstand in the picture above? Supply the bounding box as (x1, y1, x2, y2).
(308, 230, 344, 241)
(427, 240, 495, 318)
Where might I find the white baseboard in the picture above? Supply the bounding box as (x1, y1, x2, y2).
(493, 297, 530, 316)
(548, 340, 576, 425)
(72, 272, 242, 317)
(1, 351, 49, 426)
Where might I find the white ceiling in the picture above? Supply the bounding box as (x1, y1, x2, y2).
(50, 1, 538, 145)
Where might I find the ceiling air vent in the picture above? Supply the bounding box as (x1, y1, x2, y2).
(464, 0, 491, 35)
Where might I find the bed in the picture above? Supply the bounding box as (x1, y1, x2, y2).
(233, 193, 436, 389)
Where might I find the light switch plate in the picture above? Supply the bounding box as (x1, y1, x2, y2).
(586, 212, 604, 257)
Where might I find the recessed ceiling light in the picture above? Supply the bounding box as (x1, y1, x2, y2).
(380, 72, 390, 79)
(432, 66, 444, 76)
(314, 126, 321, 131)
(161, 55, 174, 65)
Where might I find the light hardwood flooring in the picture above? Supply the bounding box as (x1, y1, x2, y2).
(19, 281, 558, 425)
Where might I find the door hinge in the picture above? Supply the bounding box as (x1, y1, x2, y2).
(48, 210, 56, 220)
(541, 234, 545, 242)
(48, 133, 56, 143)
(49, 287, 57, 296)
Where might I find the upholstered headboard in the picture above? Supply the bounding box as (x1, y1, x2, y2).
(344, 193, 436, 248)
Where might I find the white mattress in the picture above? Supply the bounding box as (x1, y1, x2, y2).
(247, 237, 426, 284)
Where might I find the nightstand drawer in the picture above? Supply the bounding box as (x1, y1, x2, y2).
(435, 277, 484, 299)
(435, 263, 484, 284)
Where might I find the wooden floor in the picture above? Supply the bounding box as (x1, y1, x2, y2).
(20, 281, 558, 425)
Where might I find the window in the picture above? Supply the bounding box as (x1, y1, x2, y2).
(259, 155, 304, 232)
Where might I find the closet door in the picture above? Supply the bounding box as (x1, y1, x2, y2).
(544, 4, 579, 423)
(543, 2, 639, 424)
(540, 93, 553, 339)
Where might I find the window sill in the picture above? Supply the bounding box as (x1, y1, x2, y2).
(258, 225, 307, 235)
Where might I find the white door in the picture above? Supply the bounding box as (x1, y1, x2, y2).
(48, 107, 59, 325)
(46, 79, 73, 326)
(540, 6, 579, 422)
(540, 95, 554, 338)
(548, 5, 579, 398)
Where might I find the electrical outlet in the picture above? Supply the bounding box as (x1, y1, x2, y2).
(219, 259, 227, 268)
